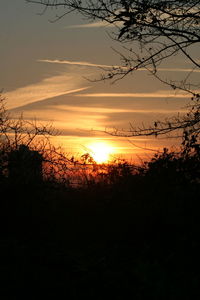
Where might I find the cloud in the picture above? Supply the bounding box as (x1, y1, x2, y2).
(75, 91, 190, 98)
(5, 74, 89, 110)
(49, 105, 134, 114)
(66, 21, 112, 29)
(38, 59, 117, 69)
(159, 67, 200, 73)
(49, 105, 187, 114)
(38, 59, 200, 73)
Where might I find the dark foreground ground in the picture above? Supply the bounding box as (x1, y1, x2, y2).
(1, 172, 200, 299)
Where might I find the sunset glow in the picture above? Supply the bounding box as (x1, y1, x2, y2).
(2, 1, 196, 162)
(86, 141, 114, 164)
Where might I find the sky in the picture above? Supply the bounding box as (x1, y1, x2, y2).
(1, 0, 197, 163)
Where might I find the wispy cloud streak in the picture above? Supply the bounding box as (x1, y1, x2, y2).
(38, 59, 200, 73)
(5, 74, 89, 110)
(66, 21, 112, 29)
(49, 105, 187, 114)
(75, 92, 190, 98)
(38, 59, 117, 69)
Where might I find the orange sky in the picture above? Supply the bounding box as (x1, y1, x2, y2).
(1, 1, 199, 163)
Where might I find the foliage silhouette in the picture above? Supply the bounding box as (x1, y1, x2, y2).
(1, 99, 200, 298)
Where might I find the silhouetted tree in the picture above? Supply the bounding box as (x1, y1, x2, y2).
(145, 145, 200, 185)
(0, 96, 60, 184)
(27, 0, 200, 141)
(8, 144, 43, 185)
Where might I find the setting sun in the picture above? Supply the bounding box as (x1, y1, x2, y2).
(86, 141, 114, 164)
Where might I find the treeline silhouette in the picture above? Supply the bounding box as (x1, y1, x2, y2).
(0, 99, 200, 298)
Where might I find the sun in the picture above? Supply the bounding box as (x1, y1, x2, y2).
(87, 141, 114, 164)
